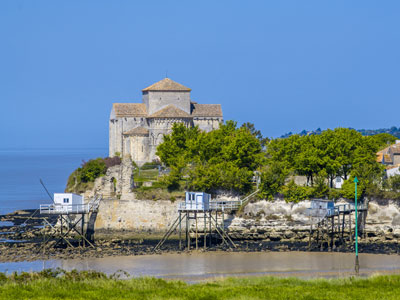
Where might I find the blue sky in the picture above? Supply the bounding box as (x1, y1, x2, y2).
(1, 1, 399, 149)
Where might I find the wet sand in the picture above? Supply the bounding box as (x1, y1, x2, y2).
(2, 251, 400, 282)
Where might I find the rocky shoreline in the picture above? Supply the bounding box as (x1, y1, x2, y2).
(1, 209, 400, 263)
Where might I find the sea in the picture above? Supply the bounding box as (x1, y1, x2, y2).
(0, 148, 107, 215)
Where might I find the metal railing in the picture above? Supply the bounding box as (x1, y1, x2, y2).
(40, 203, 91, 214)
(178, 190, 260, 212)
(39, 194, 102, 215)
(307, 202, 368, 220)
(178, 200, 243, 212)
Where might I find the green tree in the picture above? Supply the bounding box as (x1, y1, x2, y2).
(341, 176, 364, 200)
(312, 170, 329, 198)
(259, 161, 290, 200)
(389, 174, 400, 193)
(280, 180, 313, 203)
(156, 123, 200, 167)
(241, 122, 270, 148)
(367, 133, 397, 150)
(156, 120, 263, 193)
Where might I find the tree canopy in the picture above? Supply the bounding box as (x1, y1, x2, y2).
(156, 121, 264, 193)
(262, 128, 391, 200)
(157, 123, 396, 201)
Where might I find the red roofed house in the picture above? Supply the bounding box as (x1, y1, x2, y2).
(377, 140, 400, 177)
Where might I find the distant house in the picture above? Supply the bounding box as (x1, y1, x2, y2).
(334, 176, 344, 189)
(377, 140, 400, 177)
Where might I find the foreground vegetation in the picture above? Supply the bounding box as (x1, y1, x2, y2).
(1, 270, 400, 299)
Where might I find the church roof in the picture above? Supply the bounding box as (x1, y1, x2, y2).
(123, 126, 149, 136)
(142, 78, 191, 92)
(191, 103, 223, 117)
(149, 104, 192, 118)
(113, 103, 147, 117)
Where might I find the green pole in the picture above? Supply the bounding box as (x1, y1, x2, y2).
(354, 176, 359, 275)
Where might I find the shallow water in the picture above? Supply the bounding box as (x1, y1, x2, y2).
(1, 252, 400, 280)
(0, 221, 14, 227)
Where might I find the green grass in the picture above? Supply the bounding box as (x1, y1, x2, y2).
(133, 169, 159, 182)
(134, 186, 185, 201)
(1, 270, 400, 299)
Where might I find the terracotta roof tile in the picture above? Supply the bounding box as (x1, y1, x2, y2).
(123, 126, 149, 136)
(384, 154, 393, 163)
(113, 103, 147, 117)
(149, 104, 191, 118)
(391, 145, 400, 154)
(377, 153, 383, 163)
(142, 78, 191, 92)
(191, 103, 223, 117)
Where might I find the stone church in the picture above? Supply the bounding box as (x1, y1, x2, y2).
(109, 78, 223, 165)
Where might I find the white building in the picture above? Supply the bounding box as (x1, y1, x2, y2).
(53, 193, 84, 210)
(109, 78, 223, 165)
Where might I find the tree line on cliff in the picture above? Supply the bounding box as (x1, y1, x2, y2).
(156, 121, 399, 201)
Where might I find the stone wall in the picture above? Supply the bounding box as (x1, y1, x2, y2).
(90, 195, 400, 243)
(94, 198, 178, 235)
(193, 117, 221, 132)
(83, 156, 134, 200)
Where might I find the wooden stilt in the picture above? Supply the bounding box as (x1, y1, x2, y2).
(341, 213, 345, 243)
(179, 211, 182, 251)
(209, 211, 212, 247)
(349, 212, 353, 244)
(308, 216, 312, 250)
(81, 214, 85, 247)
(195, 212, 198, 250)
(204, 212, 206, 250)
(215, 211, 218, 244)
(187, 212, 190, 250)
(330, 217, 334, 251)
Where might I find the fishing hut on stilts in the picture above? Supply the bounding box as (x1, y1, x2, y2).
(154, 190, 259, 252)
(38, 193, 102, 250)
(307, 199, 368, 251)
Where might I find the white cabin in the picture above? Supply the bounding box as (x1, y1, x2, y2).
(183, 192, 210, 210)
(54, 193, 84, 208)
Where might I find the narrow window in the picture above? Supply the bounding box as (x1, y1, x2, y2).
(63, 198, 69, 203)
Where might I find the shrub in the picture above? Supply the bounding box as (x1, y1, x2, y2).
(280, 180, 313, 203)
(79, 158, 107, 182)
(341, 176, 364, 200)
(328, 188, 342, 200)
(389, 174, 400, 193)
